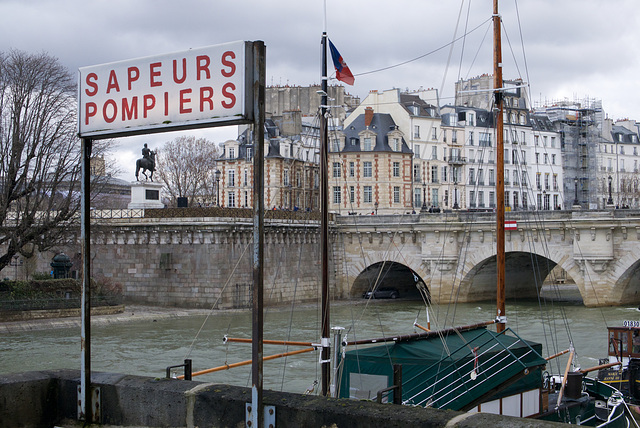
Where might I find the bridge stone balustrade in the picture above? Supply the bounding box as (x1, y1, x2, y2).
(12, 210, 640, 308)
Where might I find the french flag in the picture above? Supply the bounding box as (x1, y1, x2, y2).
(328, 39, 355, 86)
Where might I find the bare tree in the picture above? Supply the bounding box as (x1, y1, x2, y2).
(155, 136, 220, 206)
(0, 50, 100, 271)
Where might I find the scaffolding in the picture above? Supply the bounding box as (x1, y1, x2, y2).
(534, 97, 603, 209)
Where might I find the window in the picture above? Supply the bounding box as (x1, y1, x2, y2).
(393, 138, 401, 151)
(363, 161, 372, 178)
(432, 189, 439, 207)
(244, 190, 249, 207)
(478, 169, 484, 185)
(431, 127, 437, 140)
(228, 191, 236, 207)
(333, 162, 341, 178)
(469, 168, 475, 184)
(393, 186, 400, 203)
(413, 164, 420, 182)
(244, 169, 248, 187)
(333, 186, 341, 204)
(478, 190, 485, 207)
(535, 152, 539, 164)
(553, 174, 558, 191)
(452, 131, 458, 143)
(489, 169, 495, 186)
(536, 173, 541, 190)
(332, 139, 340, 152)
(488, 191, 494, 208)
(513, 171, 519, 186)
(414, 125, 420, 139)
(551, 136, 556, 148)
(349, 186, 355, 203)
(350, 138, 357, 146)
(552, 154, 556, 165)
(229, 169, 236, 187)
(521, 131, 526, 144)
(479, 132, 492, 147)
(544, 153, 548, 164)
(523, 192, 528, 209)
(414, 188, 421, 208)
(544, 173, 550, 190)
(431, 146, 438, 160)
(442, 166, 448, 183)
(229, 147, 235, 158)
(543, 136, 548, 147)
(468, 131, 474, 146)
(363, 137, 372, 151)
(246, 147, 253, 159)
(349, 162, 355, 177)
(431, 166, 438, 183)
(393, 162, 400, 177)
(283, 169, 289, 186)
(469, 190, 476, 207)
(513, 192, 519, 209)
(363, 186, 372, 203)
(414, 144, 420, 158)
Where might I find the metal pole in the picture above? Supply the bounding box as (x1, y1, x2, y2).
(251, 41, 266, 428)
(80, 137, 92, 422)
(320, 31, 331, 397)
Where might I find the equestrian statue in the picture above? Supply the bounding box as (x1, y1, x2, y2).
(135, 143, 156, 181)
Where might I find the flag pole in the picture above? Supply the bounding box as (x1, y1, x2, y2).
(320, 0, 331, 397)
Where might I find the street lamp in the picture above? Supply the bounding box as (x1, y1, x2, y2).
(421, 180, 428, 212)
(374, 201, 378, 215)
(573, 177, 579, 206)
(452, 181, 459, 209)
(607, 175, 614, 205)
(215, 169, 221, 207)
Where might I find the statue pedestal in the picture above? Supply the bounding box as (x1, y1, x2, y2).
(128, 182, 164, 209)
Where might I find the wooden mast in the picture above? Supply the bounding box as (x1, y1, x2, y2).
(493, 0, 506, 333)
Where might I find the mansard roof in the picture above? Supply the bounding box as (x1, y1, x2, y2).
(342, 113, 412, 154)
(529, 114, 555, 132)
(440, 105, 493, 128)
(399, 93, 439, 118)
(611, 125, 640, 144)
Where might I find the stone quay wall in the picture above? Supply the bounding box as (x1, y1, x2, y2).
(0, 369, 566, 427)
(90, 216, 328, 309)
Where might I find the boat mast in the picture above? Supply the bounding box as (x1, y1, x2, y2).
(493, 0, 506, 333)
(320, 29, 331, 395)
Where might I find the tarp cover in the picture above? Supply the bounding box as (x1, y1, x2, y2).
(339, 326, 546, 410)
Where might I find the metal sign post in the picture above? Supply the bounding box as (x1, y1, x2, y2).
(251, 40, 266, 428)
(77, 40, 264, 424)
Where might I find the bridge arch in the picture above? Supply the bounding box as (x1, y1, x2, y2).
(455, 243, 578, 302)
(349, 261, 427, 300)
(606, 253, 640, 306)
(343, 250, 428, 300)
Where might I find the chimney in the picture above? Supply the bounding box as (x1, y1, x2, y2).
(365, 107, 374, 128)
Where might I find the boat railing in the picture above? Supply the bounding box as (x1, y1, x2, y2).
(402, 328, 545, 410)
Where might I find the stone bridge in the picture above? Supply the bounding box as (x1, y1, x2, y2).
(335, 210, 640, 307)
(19, 209, 640, 308)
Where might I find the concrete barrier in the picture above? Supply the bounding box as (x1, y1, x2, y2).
(0, 370, 566, 427)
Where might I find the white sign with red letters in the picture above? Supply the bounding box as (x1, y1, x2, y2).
(78, 41, 251, 138)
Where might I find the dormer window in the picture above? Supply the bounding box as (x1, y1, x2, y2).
(363, 137, 373, 151)
(411, 105, 420, 115)
(229, 147, 235, 159)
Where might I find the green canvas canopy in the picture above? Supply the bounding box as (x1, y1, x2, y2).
(339, 326, 546, 411)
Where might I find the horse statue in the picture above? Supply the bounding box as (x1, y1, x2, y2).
(135, 150, 156, 181)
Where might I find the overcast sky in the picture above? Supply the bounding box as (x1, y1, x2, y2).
(2, 0, 639, 180)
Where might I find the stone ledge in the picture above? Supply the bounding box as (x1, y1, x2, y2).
(0, 304, 125, 322)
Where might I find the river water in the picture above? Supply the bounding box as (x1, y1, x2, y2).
(2, 299, 640, 395)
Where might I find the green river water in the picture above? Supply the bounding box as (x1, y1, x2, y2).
(2, 299, 639, 395)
